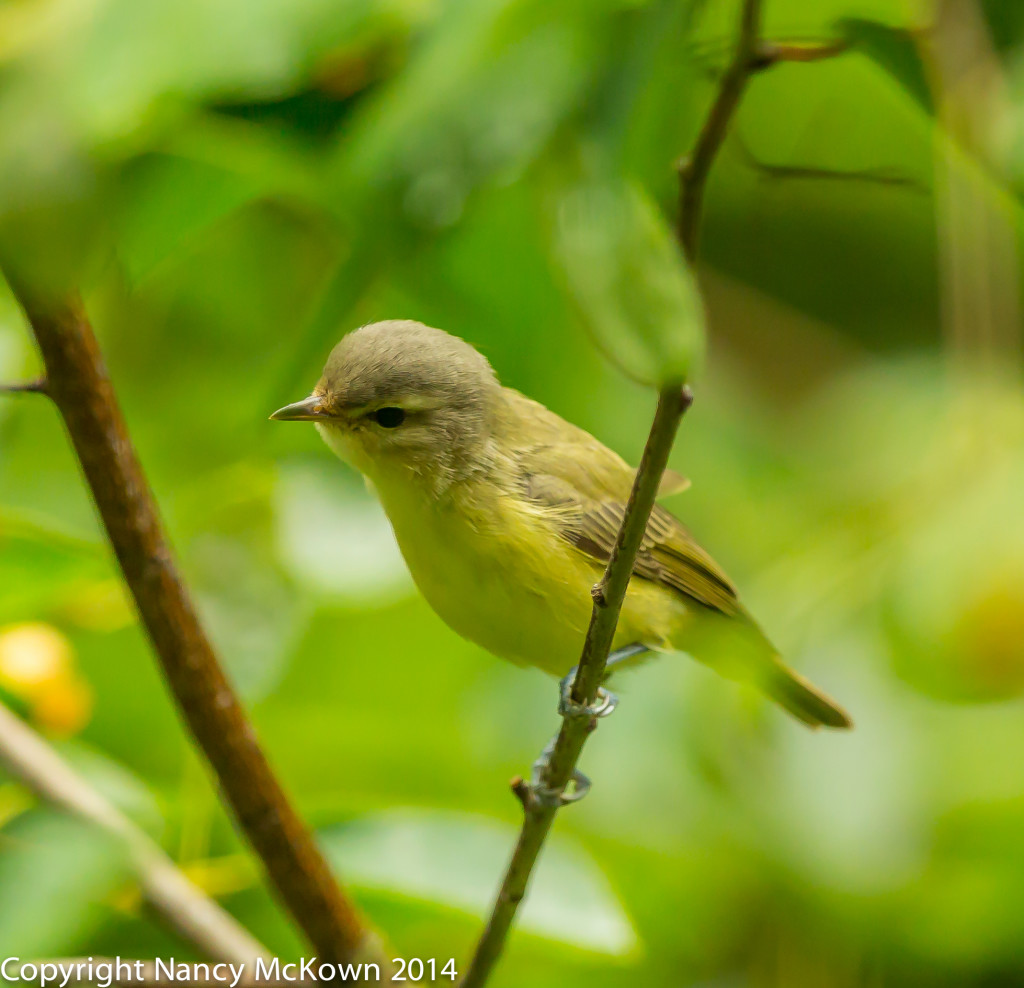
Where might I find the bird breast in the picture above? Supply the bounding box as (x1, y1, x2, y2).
(374, 477, 598, 676)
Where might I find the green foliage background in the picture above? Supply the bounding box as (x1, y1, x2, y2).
(2, 0, 1024, 984)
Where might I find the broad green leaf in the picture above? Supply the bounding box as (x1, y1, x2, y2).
(61, 742, 164, 835)
(273, 459, 411, 604)
(320, 808, 639, 955)
(333, 0, 604, 204)
(25, 0, 414, 145)
(0, 809, 131, 956)
(115, 153, 266, 284)
(0, 529, 104, 624)
(554, 177, 704, 384)
(187, 534, 307, 702)
(979, 0, 1024, 55)
(839, 18, 934, 114)
(113, 115, 328, 283)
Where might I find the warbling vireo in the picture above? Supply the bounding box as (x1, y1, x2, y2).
(272, 320, 851, 730)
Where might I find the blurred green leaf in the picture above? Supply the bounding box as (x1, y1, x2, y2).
(839, 18, 933, 114)
(191, 536, 306, 702)
(0, 529, 103, 623)
(114, 117, 331, 283)
(61, 742, 164, 835)
(554, 177, 705, 384)
(3, 0, 1024, 981)
(321, 809, 639, 955)
(0, 809, 131, 956)
(115, 153, 267, 283)
(0, 313, 31, 383)
(273, 459, 411, 604)
(978, 0, 1024, 56)
(333, 0, 606, 206)
(24, 0, 411, 145)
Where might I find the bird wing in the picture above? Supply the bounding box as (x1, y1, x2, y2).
(521, 464, 741, 618)
(505, 395, 851, 729)
(503, 389, 732, 614)
(502, 390, 689, 501)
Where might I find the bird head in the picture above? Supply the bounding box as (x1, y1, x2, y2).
(271, 320, 501, 494)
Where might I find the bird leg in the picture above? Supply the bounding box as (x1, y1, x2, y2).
(528, 644, 651, 806)
(557, 642, 650, 719)
(529, 735, 592, 806)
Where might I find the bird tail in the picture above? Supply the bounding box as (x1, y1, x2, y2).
(762, 656, 852, 729)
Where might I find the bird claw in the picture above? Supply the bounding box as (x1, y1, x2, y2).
(529, 743, 592, 807)
(558, 672, 618, 720)
(526, 649, 644, 807)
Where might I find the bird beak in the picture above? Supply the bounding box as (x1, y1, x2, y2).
(269, 395, 331, 421)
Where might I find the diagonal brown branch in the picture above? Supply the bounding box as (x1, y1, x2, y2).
(459, 2, 765, 986)
(1, 279, 385, 973)
(678, 0, 763, 260)
(459, 384, 691, 988)
(0, 701, 269, 964)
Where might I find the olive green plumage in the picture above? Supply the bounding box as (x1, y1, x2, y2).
(272, 320, 851, 730)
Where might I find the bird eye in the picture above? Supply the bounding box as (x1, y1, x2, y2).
(372, 406, 405, 429)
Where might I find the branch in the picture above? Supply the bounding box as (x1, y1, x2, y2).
(753, 38, 848, 68)
(689, 35, 846, 77)
(460, 383, 691, 988)
(678, 0, 764, 260)
(0, 378, 49, 395)
(0, 702, 268, 964)
(460, 3, 765, 986)
(1, 280, 385, 972)
(734, 137, 923, 190)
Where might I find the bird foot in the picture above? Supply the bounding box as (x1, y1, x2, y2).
(528, 651, 642, 806)
(558, 672, 618, 720)
(529, 741, 591, 806)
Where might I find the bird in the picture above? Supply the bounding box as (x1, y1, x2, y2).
(271, 319, 851, 732)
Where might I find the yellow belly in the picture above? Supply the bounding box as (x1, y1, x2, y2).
(376, 480, 689, 676)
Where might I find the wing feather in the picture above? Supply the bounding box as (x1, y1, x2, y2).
(522, 470, 741, 617)
(503, 393, 852, 729)
(505, 390, 735, 617)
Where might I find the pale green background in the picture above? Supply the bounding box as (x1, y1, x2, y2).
(2, 0, 1024, 985)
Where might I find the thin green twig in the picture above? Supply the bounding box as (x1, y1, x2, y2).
(459, 3, 765, 986)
